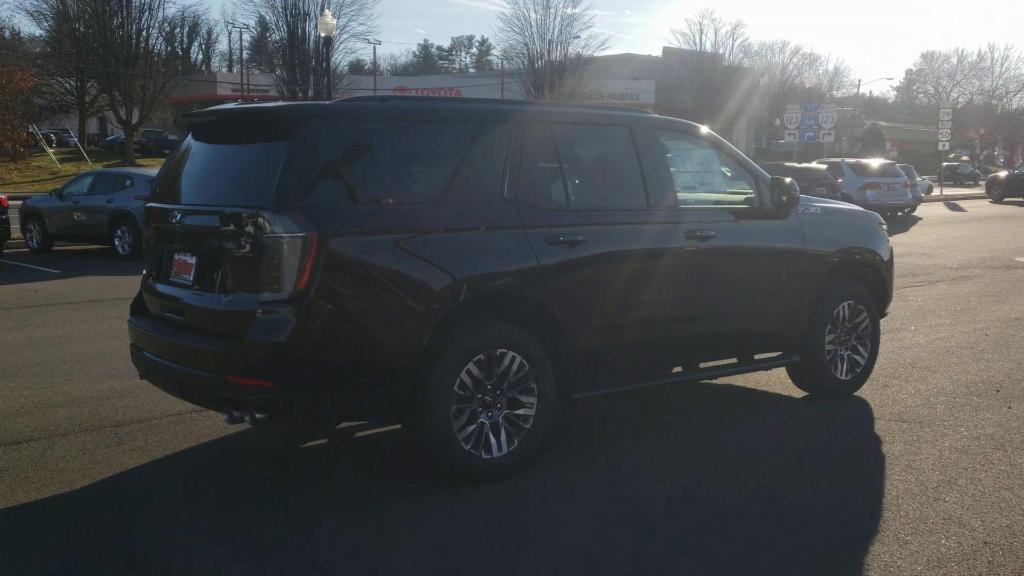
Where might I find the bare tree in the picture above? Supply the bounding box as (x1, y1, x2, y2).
(496, 0, 607, 100)
(22, 0, 105, 145)
(381, 49, 415, 76)
(802, 53, 855, 100)
(670, 8, 749, 66)
(667, 9, 750, 123)
(237, 0, 379, 100)
(971, 44, 1024, 111)
(87, 0, 173, 164)
(911, 48, 978, 108)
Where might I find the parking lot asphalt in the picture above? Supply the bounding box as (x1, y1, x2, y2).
(1, 199, 1023, 575)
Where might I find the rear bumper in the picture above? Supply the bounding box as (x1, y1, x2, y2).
(130, 345, 330, 420)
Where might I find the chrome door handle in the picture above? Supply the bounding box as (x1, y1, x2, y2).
(545, 234, 587, 247)
(684, 229, 716, 241)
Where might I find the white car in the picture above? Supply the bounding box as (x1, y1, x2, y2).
(815, 158, 915, 217)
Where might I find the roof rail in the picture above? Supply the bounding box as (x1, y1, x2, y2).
(333, 95, 655, 115)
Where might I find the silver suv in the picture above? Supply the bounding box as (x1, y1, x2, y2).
(815, 158, 914, 217)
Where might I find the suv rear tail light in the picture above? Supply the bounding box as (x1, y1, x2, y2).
(0, 195, 8, 209)
(859, 182, 882, 191)
(904, 179, 912, 189)
(259, 232, 319, 297)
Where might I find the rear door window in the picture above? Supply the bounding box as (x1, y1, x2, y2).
(550, 124, 646, 210)
(89, 173, 121, 195)
(304, 121, 508, 206)
(518, 125, 567, 208)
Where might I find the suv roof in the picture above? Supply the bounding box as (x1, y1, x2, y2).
(336, 95, 656, 116)
(178, 96, 673, 133)
(816, 158, 896, 164)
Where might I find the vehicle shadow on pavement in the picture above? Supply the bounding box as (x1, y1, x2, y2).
(0, 246, 141, 286)
(885, 214, 921, 236)
(0, 383, 884, 576)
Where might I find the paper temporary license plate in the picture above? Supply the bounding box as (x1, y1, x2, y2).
(169, 252, 197, 285)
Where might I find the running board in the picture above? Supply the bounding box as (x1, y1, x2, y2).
(576, 353, 800, 398)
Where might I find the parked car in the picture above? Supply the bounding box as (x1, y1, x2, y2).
(894, 164, 925, 215)
(102, 135, 126, 153)
(941, 162, 982, 186)
(46, 128, 79, 148)
(24, 129, 57, 149)
(898, 163, 932, 196)
(129, 97, 893, 479)
(985, 165, 1024, 203)
(135, 129, 180, 157)
(759, 162, 843, 200)
(19, 167, 158, 260)
(814, 158, 915, 218)
(0, 194, 10, 257)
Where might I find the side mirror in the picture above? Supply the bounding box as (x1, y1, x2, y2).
(770, 176, 800, 211)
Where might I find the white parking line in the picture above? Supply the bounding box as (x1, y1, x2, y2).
(0, 259, 61, 274)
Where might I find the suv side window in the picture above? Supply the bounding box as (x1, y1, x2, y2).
(90, 173, 121, 195)
(821, 162, 844, 179)
(61, 174, 95, 197)
(307, 121, 504, 206)
(551, 124, 646, 210)
(518, 124, 567, 208)
(656, 130, 757, 207)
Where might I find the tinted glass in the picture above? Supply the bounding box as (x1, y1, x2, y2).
(818, 162, 844, 179)
(551, 124, 646, 210)
(899, 165, 919, 179)
(517, 125, 567, 208)
(848, 162, 904, 178)
(90, 173, 121, 195)
(152, 128, 289, 207)
(792, 166, 835, 184)
(305, 121, 505, 206)
(657, 130, 757, 207)
(62, 174, 94, 197)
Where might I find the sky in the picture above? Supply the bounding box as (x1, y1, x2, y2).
(323, 0, 1024, 94)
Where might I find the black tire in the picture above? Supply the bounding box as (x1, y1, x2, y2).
(0, 241, 4, 257)
(22, 216, 54, 253)
(990, 182, 1005, 203)
(786, 278, 881, 399)
(110, 218, 142, 260)
(416, 320, 559, 480)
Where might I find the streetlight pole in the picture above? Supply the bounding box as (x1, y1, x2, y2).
(500, 56, 505, 100)
(317, 8, 338, 100)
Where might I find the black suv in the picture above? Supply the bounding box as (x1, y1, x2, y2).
(759, 162, 843, 200)
(129, 97, 894, 478)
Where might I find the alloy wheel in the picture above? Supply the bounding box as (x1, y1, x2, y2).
(824, 300, 873, 381)
(113, 224, 133, 257)
(450, 348, 538, 459)
(25, 220, 41, 250)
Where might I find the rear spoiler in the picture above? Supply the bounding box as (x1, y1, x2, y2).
(174, 101, 329, 132)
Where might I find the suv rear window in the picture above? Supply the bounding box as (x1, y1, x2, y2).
(847, 162, 904, 178)
(152, 120, 289, 207)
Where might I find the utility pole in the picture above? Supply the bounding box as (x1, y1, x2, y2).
(228, 22, 250, 100)
(359, 38, 382, 95)
(500, 57, 505, 100)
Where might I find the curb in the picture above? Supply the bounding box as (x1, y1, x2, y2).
(922, 193, 988, 203)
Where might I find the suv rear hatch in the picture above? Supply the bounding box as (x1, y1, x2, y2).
(139, 107, 319, 339)
(848, 161, 911, 201)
